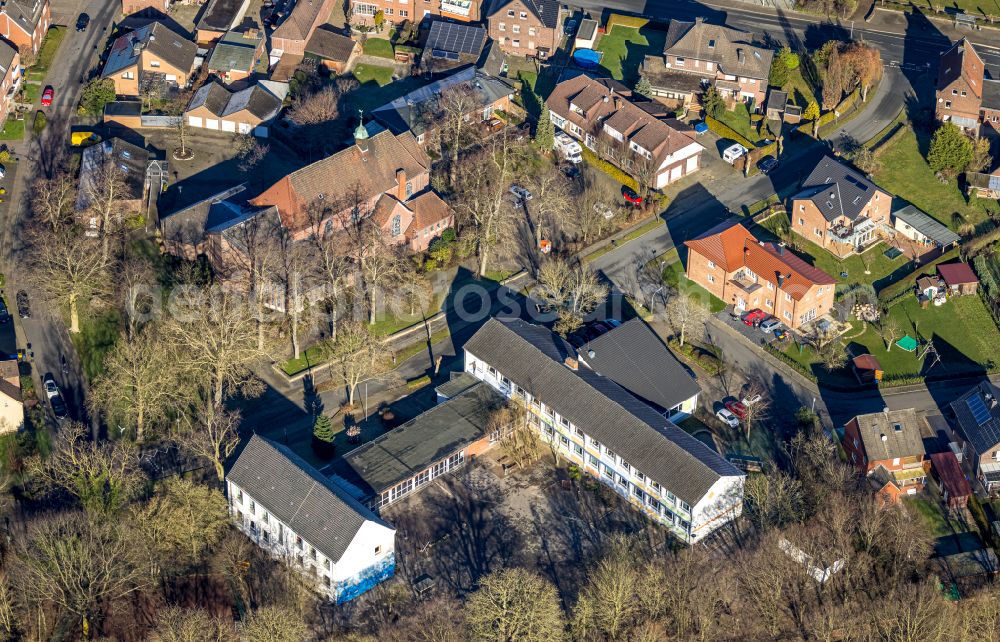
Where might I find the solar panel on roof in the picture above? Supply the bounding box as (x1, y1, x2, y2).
(968, 395, 992, 425)
(989, 175, 1000, 191)
(428, 21, 484, 56)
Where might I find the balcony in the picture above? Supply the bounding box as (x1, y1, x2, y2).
(440, 0, 472, 16)
(830, 216, 876, 247)
(891, 466, 926, 487)
(728, 276, 762, 295)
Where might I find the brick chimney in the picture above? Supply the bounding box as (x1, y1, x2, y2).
(396, 168, 407, 200)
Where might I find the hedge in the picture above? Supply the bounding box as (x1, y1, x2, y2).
(816, 89, 862, 132)
(581, 146, 639, 191)
(606, 14, 649, 31)
(704, 116, 755, 149)
(667, 338, 722, 375)
(763, 342, 819, 382)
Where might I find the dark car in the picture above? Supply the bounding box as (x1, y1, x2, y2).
(0, 298, 8, 323)
(758, 155, 778, 175)
(562, 164, 581, 179)
(50, 394, 67, 418)
(76, 13, 90, 31)
(15, 290, 28, 319)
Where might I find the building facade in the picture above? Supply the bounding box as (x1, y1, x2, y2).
(789, 156, 892, 258)
(351, 0, 483, 25)
(0, 42, 21, 130)
(463, 318, 745, 543)
(546, 75, 704, 190)
(101, 22, 197, 97)
(936, 39, 987, 131)
(685, 222, 836, 329)
(948, 381, 1000, 493)
(841, 409, 928, 502)
(227, 435, 396, 603)
(486, 0, 563, 59)
(0, 0, 50, 55)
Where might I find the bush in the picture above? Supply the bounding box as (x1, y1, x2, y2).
(32, 110, 46, 136)
(667, 338, 722, 375)
(928, 122, 973, 174)
(580, 146, 638, 190)
(78, 78, 117, 117)
(704, 116, 755, 149)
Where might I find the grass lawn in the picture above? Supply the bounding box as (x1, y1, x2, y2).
(21, 83, 39, 104)
(714, 106, 761, 143)
(281, 344, 330, 377)
(71, 309, 123, 382)
(872, 127, 991, 228)
(660, 253, 727, 313)
(905, 497, 954, 537)
(27, 26, 65, 82)
(933, 0, 1000, 16)
(595, 26, 667, 85)
(362, 38, 394, 59)
(782, 65, 818, 109)
(352, 63, 395, 87)
(0, 119, 25, 141)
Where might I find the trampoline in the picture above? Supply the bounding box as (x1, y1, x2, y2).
(896, 335, 918, 352)
(573, 48, 602, 69)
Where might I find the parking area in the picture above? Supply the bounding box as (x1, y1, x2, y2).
(715, 306, 786, 349)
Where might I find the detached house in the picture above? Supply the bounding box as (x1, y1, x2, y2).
(936, 39, 994, 132)
(546, 75, 704, 189)
(487, 0, 564, 59)
(0, 41, 21, 129)
(842, 408, 928, 502)
(101, 22, 197, 97)
(227, 435, 396, 603)
(352, 0, 484, 25)
(206, 26, 266, 83)
(948, 381, 1000, 493)
(685, 221, 836, 329)
(789, 156, 892, 258)
(0, 0, 50, 56)
(642, 18, 772, 110)
(463, 318, 745, 543)
(250, 122, 453, 252)
(270, 0, 339, 58)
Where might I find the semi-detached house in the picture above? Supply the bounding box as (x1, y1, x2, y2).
(0, 0, 50, 56)
(463, 318, 745, 543)
(546, 75, 704, 189)
(685, 221, 836, 329)
(101, 22, 197, 97)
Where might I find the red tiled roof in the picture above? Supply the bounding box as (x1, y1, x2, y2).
(410, 191, 452, 231)
(931, 451, 972, 499)
(937, 262, 979, 285)
(684, 221, 755, 272)
(853, 354, 882, 372)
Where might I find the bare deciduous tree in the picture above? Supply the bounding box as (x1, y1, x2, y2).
(436, 85, 480, 187)
(304, 198, 355, 341)
(740, 380, 772, 440)
(465, 567, 565, 642)
(534, 257, 608, 336)
(289, 87, 339, 126)
(223, 211, 282, 351)
(186, 406, 242, 482)
(526, 170, 571, 247)
(663, 290, 708, 347)
(150, 607, 237, 642)
(32, 172, 77, 231)
(133, 478, 230, 573)
(241, 606, 308, 642)
(324, 320, 398, 407)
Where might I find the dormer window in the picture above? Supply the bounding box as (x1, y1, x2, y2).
(675, 57, 685, 66)
(708, 39, 715, 48)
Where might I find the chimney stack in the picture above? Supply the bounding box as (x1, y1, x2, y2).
(777, 241, 785, 255)
(564, 356, 579, 370)
(396, 168, 408, 200)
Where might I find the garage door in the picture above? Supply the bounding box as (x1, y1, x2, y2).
(221, 120, 236, 132)
(204, 119, 219, 130)
(686, 155, 698, 173)
(188, 116, 202, 128)
(238, 122, 251, 134)
(669, 165, 682, 183)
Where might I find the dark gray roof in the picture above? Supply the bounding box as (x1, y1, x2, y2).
(104, 100, 142, 117)
(371, 66, 515, 136)
(892, 204, 961, 246)
(159, 183, 248, 246)
(2, 0, 45, 37)
(477, 39, 507, 77)
(464, 318, 743, 504)
(76, 138, 150, 209)
(794, 156, 882, 223)
(848, 408, 925, 461)
(198, 0, 245, 32)
(951, 381, 1000, 456)
(228, 435, 389, 562)
(435, 371, 481, 399)
(489, 0, 561, 29)
(304, 27, 358, 62)
(208, 30, 262, 74)
(337, 382, 505, 497)
(577, 18, 597, 41)
(103, 22, 197, 79)
(984, 79, 1000, 110)
(0, 40, 16, 75)
(579, 318, 700, 415)
(766, 88, 788, 111)
(426, 21, 486, 57)
(663, 19, 772, 81)
(187, 80, 282, 119)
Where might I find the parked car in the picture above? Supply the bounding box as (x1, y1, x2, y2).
(741, 391, 763, 406)
(758, 155, 778, 175)
(50, 394, 67, 418)
(725, 400, 748, 420)
(0, 164, 6, 179)
(722, 143, 748, 164)
(41, 86, 54, 106)
(0, 298, 8, 323)
(741, 309, 767, 327)
(76, 13, 90, 31)
(622, 186, 642, 205)
(564, 19, 578, 35)
(759, 317, 782, 333)
(562, 164, 581, 179)
(15, 290, 29, 319)
(716, 407, 740, 428)
(42, 373, 59, 400)
(554, 131, 583, 164)
(509, 185, 533, 201)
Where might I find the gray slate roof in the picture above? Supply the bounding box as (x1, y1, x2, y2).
(3, 0, 45, 37)
(951, 381, 1000, 456)
(464, 318, 743, 504)
(103, 22, 197, 78)
(304, 27, 358, 62)
(663, 19, 772, 81)
(0, 40, 16, 75)
(579, 318, 700, 415)
(794, 156, 882, 223)
(435, 371, 481, 399)
(892, 204, 961, 246)
(849, 408, 925, 461)
(208, 30, 262, 74)
(983, 78, 1000, 110)
(187, 80, 282, 119)
(198, 0, 247, 32)
(371, 66, 515, 137)
(159, 183, 248, 246)
(489, 0, 561, 29)
(76, 138, 150, 209)
(337, 382, 505, 497)
(228, 435, 389, 562)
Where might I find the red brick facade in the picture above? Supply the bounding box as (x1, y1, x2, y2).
(487, 0, 561, 59)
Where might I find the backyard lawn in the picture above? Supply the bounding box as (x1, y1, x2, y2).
(781, 66, 818, 109)
(362, 38, 395, 59)
(352, 63, 395, 86)
(0, 119, 24, 141)
(872, 127, 992, 228)
(595, 26, 667, 85)
(715, 105, 762, 143)
(656, 249, 727, 313)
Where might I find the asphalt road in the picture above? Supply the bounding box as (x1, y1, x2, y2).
(2, 0, 119, 427)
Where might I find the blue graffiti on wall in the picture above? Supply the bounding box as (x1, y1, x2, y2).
(335, 553, 396, 603)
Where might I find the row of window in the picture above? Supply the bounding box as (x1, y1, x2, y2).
(497, 23, 536, 36)
(506, 9, 529, 18)
(371, 451, 465, 508)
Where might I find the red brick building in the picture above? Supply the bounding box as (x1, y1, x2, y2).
(0, 41, 21, 130)
(842, 408, 928, 502)
(643, 18, 772, 111)
(789, 156, 892, 258)
(684, 221, 836, 329)
(486, 0, 563, 59)
(351, 0, 483, 25)
(936, 39, 988, 131)
(0, 0, 50, 56)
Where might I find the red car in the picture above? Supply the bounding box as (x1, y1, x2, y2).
(741, 309, 767, 326)
(725, 400, 748, 421)
(40, 86, 54, 106)
(622, 185, 642, 205)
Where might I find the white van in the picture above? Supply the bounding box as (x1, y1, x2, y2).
(554, 131, 583, 164)
(723, 143, 748, 164)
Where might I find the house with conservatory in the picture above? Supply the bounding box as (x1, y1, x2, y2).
(462, 317, 745, 543)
